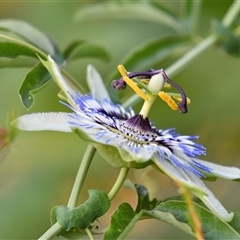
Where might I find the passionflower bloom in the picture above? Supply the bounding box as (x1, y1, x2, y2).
(12, 56, 240, 222)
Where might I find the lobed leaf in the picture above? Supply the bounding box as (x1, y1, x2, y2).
(153, 200, 240, 240)
(104, 201, 193, 240)
(134, 184, 158, 213)
(105, 183, 240, 240)
(53, 189, 110, 231)
(103, 203, 136, 240)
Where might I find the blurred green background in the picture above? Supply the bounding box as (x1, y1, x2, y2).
(0, 1, 240, 239)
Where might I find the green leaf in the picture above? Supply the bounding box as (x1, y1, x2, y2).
(0, 56, 37, 68)
(104, 203, 136, 240)
(62, 40, 85, 59)
(104, 202, 193, 240)
(0, 42, 38, 59)
(108, 36, 189, 81)
(74, 2, 187, 35)
(19, 63, 51, 109)
(53, 189, 110, 231)
(64, 42, 110, 62)
(212, 20, 240, 57)
(104, 198, 240, 240)
(134, 184, 158, 212)
(229, 212, 240, 234)
(153, 200, 240, 240)
(0, 19, 55, 55)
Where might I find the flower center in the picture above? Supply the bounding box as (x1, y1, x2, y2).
(106, 114, 158, 145)
(112, 65, 191, 117)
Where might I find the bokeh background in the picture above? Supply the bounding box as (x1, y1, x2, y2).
(0, 1, 240, 239)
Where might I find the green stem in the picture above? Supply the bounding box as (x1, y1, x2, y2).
(189, 1, 202, 37)
(85, 227, 95, 240)
(124, 0, 240, 109)
(108, 167, 129, 201)
(38, 222, 62, 240)
(38, 145, 96, 240)
(67, 145, 96, 208)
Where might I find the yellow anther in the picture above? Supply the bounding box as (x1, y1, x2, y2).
(163, 83, 171, 89)
(117, 64, 128, 76)
(141, 79, 149, 84)
(173, 96, 191, 104)
(158, 91, 178, 111)
(118, 65, 148, 101)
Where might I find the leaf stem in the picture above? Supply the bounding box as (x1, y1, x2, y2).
(67, 145, 96, 208)
(38, 145, 96, 239)
(38, 222, 62, 240)
(108, 167, 129, 201)
(85, 227, 95, 240)
(124, 0, 240, 108)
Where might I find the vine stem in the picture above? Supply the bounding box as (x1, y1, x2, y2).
(38, 145, 96, 240)
(67, 145, 96, 208)
(123, 0, 240, 109)
(108, 168, 129, 201)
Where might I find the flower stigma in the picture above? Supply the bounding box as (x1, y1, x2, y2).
(113, 65, 190, 115)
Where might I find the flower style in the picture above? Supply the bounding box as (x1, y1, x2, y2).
(12, 55, 240, 222)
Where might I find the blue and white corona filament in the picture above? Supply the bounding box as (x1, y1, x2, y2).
(12, 55, 240, 222)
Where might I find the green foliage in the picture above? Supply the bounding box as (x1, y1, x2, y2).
(104, 183, 240, 240)
(1, 1, 240, 240)
(104, 203, 136, 240)
(51, 189, 110, 231)
(212, 19, 240, 56)
(134, 184, 158, 212)
(19, 63, 51, 109)
(0, 19, 110, 109)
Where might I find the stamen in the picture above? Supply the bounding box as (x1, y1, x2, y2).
(161, 71, 188, 113)
(173, 96, 191, 105)
(164, 83, 171, 89)
(158, 91, 179, 111)
(117, 65, 148, 101)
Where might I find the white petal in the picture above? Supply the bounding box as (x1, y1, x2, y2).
(87, 65, 110, 101)
(152, 156, 207, 196)
(153, 156, 234, 222)
(194, 158, 240, 180)
(188, 172, 234, 222)
(11, 112, 72, 132)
